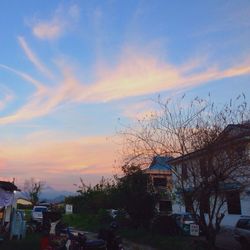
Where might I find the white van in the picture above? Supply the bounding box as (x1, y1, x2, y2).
(31, 206, 48, 222)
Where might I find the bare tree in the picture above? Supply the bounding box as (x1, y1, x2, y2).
(119, 94, 249, 165)
(23, 178, 45, 206)
(118, 94, 250, 249)
(170, 127, 250, 248)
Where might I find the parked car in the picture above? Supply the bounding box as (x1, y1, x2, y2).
(171, 212, 200, 235)
(234, 216, 250, 249)
(31, 206, 48, 222)
(171, 212, 197, 225)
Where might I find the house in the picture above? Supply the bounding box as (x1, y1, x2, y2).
(0, 181, 19, 236)
(16, 198, 32, 206)
(168, 123, 250, 227)
(144, 156, 173, 214)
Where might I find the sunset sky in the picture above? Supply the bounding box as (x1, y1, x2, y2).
(0, 0, 250, 191)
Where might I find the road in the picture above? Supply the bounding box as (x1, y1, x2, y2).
(81, 228, 242, 250)
(216, 227, 241, 250)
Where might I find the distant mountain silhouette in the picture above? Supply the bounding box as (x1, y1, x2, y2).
(40, 185, 75, 201)
(16, 185, 76, 204)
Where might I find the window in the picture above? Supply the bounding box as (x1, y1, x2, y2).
(153, 177, 167, 187)
(226, 191, 241, 215)
(34, 207, 47, 212)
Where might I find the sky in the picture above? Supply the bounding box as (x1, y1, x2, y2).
(0, 0, 250, 191)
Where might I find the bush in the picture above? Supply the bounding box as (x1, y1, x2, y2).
(115, 210, 131, 228)
(96, 209, 112, 224)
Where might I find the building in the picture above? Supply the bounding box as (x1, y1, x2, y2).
(169, 123, 250, 227)
(144, 156, 173, 214)
(0, 181, 19, 237)
(16, 198, 32, 206)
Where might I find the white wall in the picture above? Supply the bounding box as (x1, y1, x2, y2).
(221, 191, 250, 227)
(172, 203, 186, 213)
(171, 192, 250, 227)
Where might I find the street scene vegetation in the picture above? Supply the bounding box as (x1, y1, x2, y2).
(0, 1, 249, 250)
(1, 94, 248, 250)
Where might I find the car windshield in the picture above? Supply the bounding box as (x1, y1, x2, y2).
(237, 219, 250, 229)
(34, 207, 47, 212)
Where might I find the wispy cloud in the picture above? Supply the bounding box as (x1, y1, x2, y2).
(81, 51, 250, 102)
(121, 100, 157, 120)
(0, 86, 14, 111)
(18, 36, 53, 78)
(0, 64, 46, 91)
(1, 40, 250, 125)
(32, 4, 80, 40)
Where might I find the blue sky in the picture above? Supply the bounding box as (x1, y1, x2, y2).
(0, 0, 249, 190)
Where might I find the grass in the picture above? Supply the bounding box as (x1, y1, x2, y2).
(24, 209, 32, 221)
(0, 233, 41, 250)
(63, 213, 106, 232)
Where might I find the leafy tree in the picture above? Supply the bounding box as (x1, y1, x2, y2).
(67, 172, 156, 229)
(66, 177, 119, 214)
(117, 165, 156, 228)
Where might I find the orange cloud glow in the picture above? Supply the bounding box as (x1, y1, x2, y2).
(1, 40, 250, 125)
(0, 132, 119, 189)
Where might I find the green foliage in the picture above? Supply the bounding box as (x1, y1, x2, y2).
(23, 209, 32, 221)
(65, 170, 156, 229)
(65, 177, 119, 214)
(96, 208, 112, 224)
(63, 209, 113, 232)
(117, 167, 156, 228)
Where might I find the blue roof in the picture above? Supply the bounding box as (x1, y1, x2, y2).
(148, 156, 172, 171)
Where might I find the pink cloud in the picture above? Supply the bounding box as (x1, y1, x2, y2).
(121, 100, 157, 120)
(1, 41, 250, 125)
(33, 20, 63, 40)
(32, 4, 80, 40)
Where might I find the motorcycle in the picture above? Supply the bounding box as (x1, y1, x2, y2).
(40, 214, 107, 250)
(67, 231, 107, 250)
